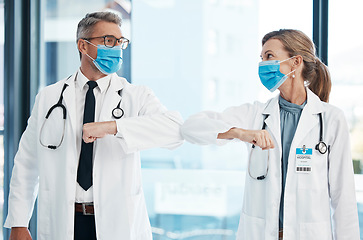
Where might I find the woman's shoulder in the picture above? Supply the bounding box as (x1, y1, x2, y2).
(321, 102, 347, 124)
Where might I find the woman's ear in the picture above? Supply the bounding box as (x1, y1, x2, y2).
(292, 55, 304, 70)
(293, 55, 303, 68)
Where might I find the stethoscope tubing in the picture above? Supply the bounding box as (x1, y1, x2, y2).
(39, 74, 124, 150)
(39, 83, 68, 149)
(249, 112, 328, 180)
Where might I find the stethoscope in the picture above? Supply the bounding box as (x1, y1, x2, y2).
(248, 112, 328, 181)
(39, 75, 124, 150)
(112, 89, 124, 119)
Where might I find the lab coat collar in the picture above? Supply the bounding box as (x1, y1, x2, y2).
(98, 73, 125, 121)
(109, 73, 125, 92)
(262, 87, 325, 115)
(260, 87, 325, 157)
(64, 71, 124, 93)
(63, 71, 126, 133)
(290, 88, 326, 150)
(63, 72, 78, 135)
(75, 68, 112, 93)
(305, 87, 325, 114)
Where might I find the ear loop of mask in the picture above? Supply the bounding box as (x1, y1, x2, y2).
(83, 39, 98, 61)
(281, 56, 296, 78)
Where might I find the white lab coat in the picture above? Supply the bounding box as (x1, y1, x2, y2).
(181, 88, 360, 240)
(4, 72, 184, 240)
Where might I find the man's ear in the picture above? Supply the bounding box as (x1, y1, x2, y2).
(77, 39, 88, 56)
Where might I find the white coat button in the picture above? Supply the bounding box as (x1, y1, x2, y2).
(70, 168, 76, 174)
(68, 230, 73, 236)
(69, 200, 73, 206)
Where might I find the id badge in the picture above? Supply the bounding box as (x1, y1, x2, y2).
(295, 146, 312, 173)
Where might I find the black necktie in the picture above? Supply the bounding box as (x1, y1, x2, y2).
(77, 81, 98, 191)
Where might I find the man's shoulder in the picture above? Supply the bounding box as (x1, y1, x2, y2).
(111, 75, 151, 93)
(37, 77, 68, 96)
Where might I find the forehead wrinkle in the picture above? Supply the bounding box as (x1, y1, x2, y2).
(91, 22, 122, 38)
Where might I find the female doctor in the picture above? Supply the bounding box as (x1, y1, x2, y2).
(181, 29, 360, 240)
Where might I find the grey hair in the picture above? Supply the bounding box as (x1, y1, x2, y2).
(77, 12, 122, 59)
(77, 11, 122, 42)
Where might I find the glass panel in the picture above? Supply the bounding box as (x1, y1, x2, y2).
(329, 0, 363, 237)
(133, 0, 312, 238)
(0, 1, 4, 239)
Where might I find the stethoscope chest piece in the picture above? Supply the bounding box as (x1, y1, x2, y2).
(315, 141, 327, 154)
(112, 107, 124, 119)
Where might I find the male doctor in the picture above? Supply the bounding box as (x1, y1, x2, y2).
(5, 12, 183, 240)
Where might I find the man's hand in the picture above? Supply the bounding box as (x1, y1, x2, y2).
(82, 121, 117, 143)
(10, 227, 32, 240)
(218, 128, 274, 150)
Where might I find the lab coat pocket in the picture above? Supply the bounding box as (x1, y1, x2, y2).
(237, 212, 265, 240)
(297, 151, 328, 190)
(38, 189, 51, 237)
(300, 221, 332, 240)
(127, 190, 152, 239)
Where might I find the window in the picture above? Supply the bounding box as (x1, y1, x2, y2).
(328, 0, 363, 238)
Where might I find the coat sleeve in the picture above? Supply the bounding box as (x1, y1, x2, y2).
(4, 93, 41, 228)
(328, 110, 360, 239)
(180, 103, 258, 145)
(115, 86, 183, 154)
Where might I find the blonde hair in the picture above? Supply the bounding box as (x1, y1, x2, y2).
(262, 29, 331, 102)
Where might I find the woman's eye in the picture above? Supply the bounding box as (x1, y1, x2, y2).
(267, 54, 273, 59)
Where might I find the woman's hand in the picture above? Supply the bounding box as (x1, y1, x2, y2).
(10, 227, 32, 240)
(218, 128, 274, 150)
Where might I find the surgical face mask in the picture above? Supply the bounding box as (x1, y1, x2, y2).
(258, 56, 296, 92)
(85, 40, 123, 75)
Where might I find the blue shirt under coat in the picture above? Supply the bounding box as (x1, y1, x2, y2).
(278, 95, 306, 229)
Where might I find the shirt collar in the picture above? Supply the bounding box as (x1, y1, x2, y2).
(262, 87, 325, 115)
(76, 68, 111, 93)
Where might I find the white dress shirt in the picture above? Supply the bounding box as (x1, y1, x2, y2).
(75, 68, 111, 203)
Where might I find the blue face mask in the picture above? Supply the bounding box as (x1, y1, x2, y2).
(258, 56, 295, 92)
(85, 40, 123, 75)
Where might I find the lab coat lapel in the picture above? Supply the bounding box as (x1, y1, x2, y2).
(262, 95, 282, 155)
(291, 88, 323, 149)
(63, 73, 77, 133)
(99, 74, 123, 121)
